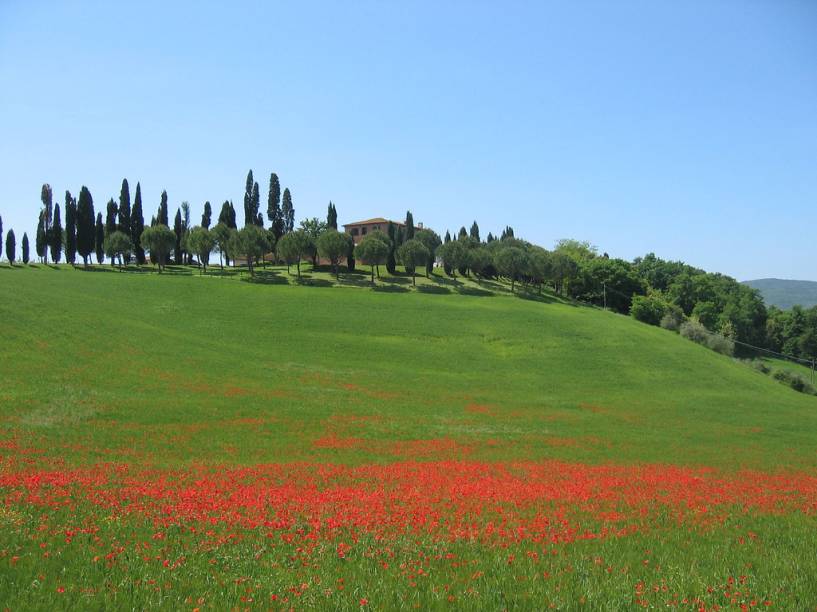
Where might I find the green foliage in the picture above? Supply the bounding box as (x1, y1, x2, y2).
(5, 229, 16, 264)
(186, 226, 215, 272)
(436, 240, 466, 277)
(468, 247, 492, 279)
(140, 224, 175, 272)
(65, 191, 78, 265)
(131, 183, 145, 264)
(276, 230, 313, 278)
(469, 221, 480, 241)
(317, 229, 351, 279)
(103, 231, 134, 269)
(355, 235, 390, 282)
(404, 211, 415, 240)
(21, 232, 29, 264)
(680, 319, 734, 356)
(327, 201, 338, 229)
(218, 200, 237, 229)
(230, 225, 269, 277)
(243, 169, 260, 227)
(118, 179, 131, 247)
(76, 186, 95, 265)
(95, 213, 105, 264)
(631, 294, 669, 326)
(413, 228, 441, 276)
(772, 368, 816, 395)
(105, 198, 118, 238)
(201, 201, 212, 229)
(40, 183, 53, 264)
(494, 246, 528, 292)
(267, 173, 284, 240)
(36, 211, 46, 261)
(396, 238, 429, 285)
(211, 223, 234, 268)
(157, 190, 169, 226)
(49, 203, 63, 264)
(0, 215, 2, 260)
(281, 188, 294, 234)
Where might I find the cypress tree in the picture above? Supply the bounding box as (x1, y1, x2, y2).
(158, 190, 169, 226)
(470, 221, 480, 242)
(486, 232, 494, 243)
(76, 186, 95, 266)
(405, 211, 415, 240)
(65, 192, 77, 265)
(0, 215, 2, 260)
(36, 211, 47, 262)
(173, 208, 183, 264)
(229, 201, 237, 228)
(444, 230, 451, 243)
(40, 183, 53, 264)
(6, 229, 15, 265)
(386, 221, 397, 274)
(327, 202, 338, 229)
(202, 201, 212, 228)
(95, 213, 104, 264)
(281, 188, 294, 233)
(267, 173, 284, 240)
(118, 179, 131, 262)
(50, 203, 63, 263)
(105, 198, 118, 236)
(131, 183, 145, 264)
(243, 170, 256, 227)
(22, 233, 30, 264)
(458, 226, 467, 239)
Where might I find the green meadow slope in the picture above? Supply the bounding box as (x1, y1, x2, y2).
(1, 264, 815, 471)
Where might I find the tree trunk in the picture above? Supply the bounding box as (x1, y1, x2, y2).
(296, 261, 300, 278)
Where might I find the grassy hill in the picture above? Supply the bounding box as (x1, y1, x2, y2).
(744, 277, 817, 309)
(2, 264, 817, 608)
(2, 264, 815, 470)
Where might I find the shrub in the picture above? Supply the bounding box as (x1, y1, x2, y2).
(772, 369, 816, 395)
(630, 294, 667, 326)
(660, 310, 684, 332)
(747, 359, 771, 375)
(680, 319, 734, 357)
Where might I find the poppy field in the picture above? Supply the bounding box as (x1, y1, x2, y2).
(2, 267, 817, 609)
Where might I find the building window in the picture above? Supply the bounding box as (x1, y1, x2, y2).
(351, 228, 359, 236)
(362, 227, 368, 235)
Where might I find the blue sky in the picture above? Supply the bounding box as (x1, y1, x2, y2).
(1, 0, 815, 280)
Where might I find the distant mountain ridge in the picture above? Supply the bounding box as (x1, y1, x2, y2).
(743, 278, 817, 310)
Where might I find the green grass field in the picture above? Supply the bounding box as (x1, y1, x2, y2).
(2, 264, 816, 609)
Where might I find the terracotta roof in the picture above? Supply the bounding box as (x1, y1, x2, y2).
(343, 217, 405, 227)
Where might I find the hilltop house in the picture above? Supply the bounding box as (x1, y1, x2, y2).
(343, 217, 422, 244)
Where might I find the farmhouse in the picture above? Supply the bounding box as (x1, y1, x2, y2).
(344, 217, 422, 244)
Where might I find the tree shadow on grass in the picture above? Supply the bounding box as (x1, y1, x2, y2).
(458, 287, 494, 297)
(373, 284, 410, 293)
(515, 289, 564, 305)
(417, 284, 451, 295)
(75, 264, 151, 274)
(242, 270, 289, 285)
(295, 277, 334, 287)
(430, 274, 463, 288)
(382, 275, 412, 286)
(338, 275, 374, 288)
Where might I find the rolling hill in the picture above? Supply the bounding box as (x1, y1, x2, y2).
(2, 264, 816, 608)
(744, 277, 817, 309)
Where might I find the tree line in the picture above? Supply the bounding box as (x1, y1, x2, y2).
(3, 171, 814, 366)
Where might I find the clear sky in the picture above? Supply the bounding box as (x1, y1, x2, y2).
(1, 0, 815, 280)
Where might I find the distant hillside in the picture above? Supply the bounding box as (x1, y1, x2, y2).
(744, 278, 817, 310)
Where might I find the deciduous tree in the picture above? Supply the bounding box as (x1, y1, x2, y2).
(276, 230, 313, 277)
(104, 231, 134, 270)
(397, 238, 429, 286)
(186, 226, 215, 273)
(317, 229, 350, 279)
(355, 234, 389, 282)
(230, 225, 269, 277)
(140, 224, 175, 272)
(494, 246, 528, 293)
(414, 228, 441, 277)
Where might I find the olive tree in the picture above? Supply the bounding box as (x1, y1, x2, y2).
(187, 226, 216, 273)
(276, 230, 313, 277)
(494, 245, 529, 293)
(230, 225, 269, 277)
(211, 223, 232, 268)
(355, 234, 390, 283)
(103, 230, 134, 270)
(396, 239, 430, 286)
(317, 229, 351, 279)
(140, 224, 175, 273)
(414, 228, 441, 277)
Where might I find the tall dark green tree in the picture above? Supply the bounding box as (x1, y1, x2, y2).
(65, 191, 77, 265)
(95, 213, 105, 264)
(21, 233, 30, 264)
(131, 183, 145, 264)
(201, 201, 212, 228)
(327, 202, 338, 229)
(118, 179, 131, 234)
(105, 198, 118, 236)
(36, 211, 47, 262)
(470, 221, 480, 242)
(458, 226, 467, 239)
(76, 186, 95, 266)
(218, 200, 237, 229)
(281, 188, 294, 233)
(404, 211, 415, 240)
(386, 221, 397, 273)
(444, 230, 451, 243)
(173, 208, 183, 264)
(5, 229, 15, 265)
(267, 173, 284, 239)
(243, 170, 262, 227)
(158, 190, 169, 226)
(486, 232, 494, 243)
(118, 179, 131, 262)
(0, 215, 3, 260)
(50, 203, 63, 263)
(40, 183, 53, 264)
